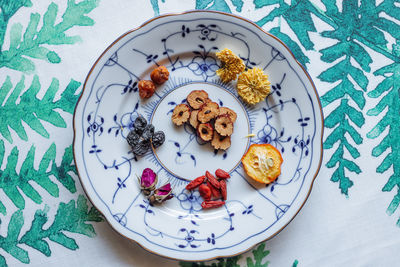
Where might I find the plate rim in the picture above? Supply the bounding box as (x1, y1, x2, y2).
(72, 9, 324, 261)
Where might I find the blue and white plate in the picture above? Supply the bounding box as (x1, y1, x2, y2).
(73, 11, 323, 261)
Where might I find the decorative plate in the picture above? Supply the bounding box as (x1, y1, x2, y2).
(73, 10, 323, 261)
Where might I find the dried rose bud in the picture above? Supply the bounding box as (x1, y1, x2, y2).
(149, 183, 173, 204)
(138, 168, 158, 195)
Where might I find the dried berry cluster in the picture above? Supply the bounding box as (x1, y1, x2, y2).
(171, 90, 237, 150)
(127, 115, 165, 156)
(138, 65, 169, 98)
(185, 169, 231, 209)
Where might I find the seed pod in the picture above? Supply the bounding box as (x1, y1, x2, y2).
(211, 131, 231, 150)
(214, 115, 234, 136)
(187, 90, 209, 109)
(206, 171, 220, 189)
(198, 102, 219, 123)
(186, 175, 206, 190)
(220, 180, 227, 200)
(171, 104, 190, 126)
(215, 169, 230, 179)
(198, 184, 212, 200)
(219, 107, 237, 123)
(201, 200, 225, 209)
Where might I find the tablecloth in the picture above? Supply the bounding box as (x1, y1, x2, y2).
(0, 0, 399, 266)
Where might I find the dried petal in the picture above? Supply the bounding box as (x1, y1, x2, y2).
(138, 168, 158, 195)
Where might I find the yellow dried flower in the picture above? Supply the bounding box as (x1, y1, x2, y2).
(216, 48, 245, 83)
(237, 68, 271, 105)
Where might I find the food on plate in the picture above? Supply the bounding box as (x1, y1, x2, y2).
(127, 115, 165, 156)
(237, 67, 271, 104)
(186, 175, 206, 190)
(241, 144, 283, 184)
(197, 101, 220, 123)
(137, 168, 174, 205)
(152, 131, 165, 148)
(148, 182, 174, 204)
(138, 80, 156, 98)
(197, 123, 214, 141)
(172, 90, 237, 150)
(216, 48, 245, 83)
(214, 115, 234, 136)
(201, 200, 225, 209)
(137, 168, 158, 195)
(186, 169, 230, 209)
(189, 109, 199, 128)
(198, 184, 211, 200)
(211, 132, 231, 150)
(219, 106, 237, 123)
(187, 90, 209, 109)
(150, 65, 169, 84)
(215, 168, 230, 179)
(171, 104, 191, 126)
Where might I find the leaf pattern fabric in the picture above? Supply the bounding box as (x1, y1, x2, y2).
(0, 0, 399, 266)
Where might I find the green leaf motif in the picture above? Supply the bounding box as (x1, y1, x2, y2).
(0, 210, 29, 264)
(0, 140, 77, 215)
(195, 0, 244, 13)
(0, 0, 99, 72)
(0, 196, 103, 265)
(254, 0, 320, 50)
(246, 243, 270, 267)
(367, 42, 400, 225)
(0, 76, 81, 143)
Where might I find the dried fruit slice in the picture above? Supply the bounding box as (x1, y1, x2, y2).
(187, 90, 209, 109)
(211, 132, 231, 150)
(219, 107, 237, 123)
(198, 102, 219, 123)
(214, 115, 234, 136)
(171, 104, 190, 126)
(189, 109, 199, 129)
(241, 144, 283, 184)
(197, 123, 214, 141)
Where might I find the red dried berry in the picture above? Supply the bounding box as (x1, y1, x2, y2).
(220, 180, 227, 200)
(206, 171, 220, 189)
(198, 184, 211, 200)
(186, 175, 206, 190)
(207, 181, 221, 199)
(215, 169, 230, 179)
(201, 200, 225, 209)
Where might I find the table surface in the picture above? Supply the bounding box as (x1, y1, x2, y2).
(0, 1, 399, 266)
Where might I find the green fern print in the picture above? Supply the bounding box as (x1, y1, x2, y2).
(0, 195, 103, 265)
(367, 41, 400, 224)
(0, 0, 99, 72)
(0, 76, 80, 143)
(0, 0, 101, 265)
(0, 140, 77, 215)
(179, 243, 298, 267)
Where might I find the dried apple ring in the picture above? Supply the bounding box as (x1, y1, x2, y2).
(197, 102, 219, 123)
(171, 104, 190, 126)
(187, 90, 209, 110)
(214, 115, 234, 136)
